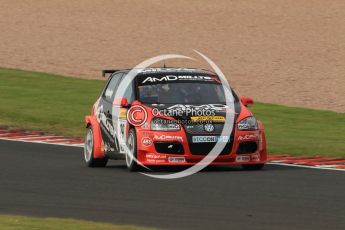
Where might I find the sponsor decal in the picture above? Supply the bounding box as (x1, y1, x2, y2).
(237, 134, 258, 141)
(118, 120, 126, 142)
(146, 153, 167, 159)
(146, 159, 166, 163)
(191, 116, 225, 122)
(142, 137, 152, 147)
(139, 68, 211, 74)
(236, 155, 250, 162)
(204, 123, 215, 133)
(141, 75, 215, 84)
(118, 120, 127, 153)
(154, 134, 183, 142)
(119, 108, 127, 119)
(168, 156, 186, 163)
(192, 136, 229, 143)
(168, 104, 228, 112)
(96, 104, 116, 137)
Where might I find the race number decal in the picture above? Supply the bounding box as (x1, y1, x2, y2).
(118, 119, 127, 153)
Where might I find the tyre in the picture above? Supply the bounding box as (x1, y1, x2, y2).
(84, 127, 108, 167)
(126, 128, 139, 171)
(241, 163, 265, 170)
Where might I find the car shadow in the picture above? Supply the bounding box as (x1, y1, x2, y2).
(104, 161, 302, 173)
(104, 161, 282, 172)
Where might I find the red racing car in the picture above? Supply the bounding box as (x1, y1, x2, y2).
(84, 68, 267, 171)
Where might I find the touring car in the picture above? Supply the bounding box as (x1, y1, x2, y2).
(84, 68, 267, 171)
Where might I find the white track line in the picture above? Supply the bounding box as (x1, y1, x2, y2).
(267, 163, 345, 172)
(0, 137, 84, 148)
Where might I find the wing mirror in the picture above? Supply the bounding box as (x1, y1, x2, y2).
(240, 96, 254, 107)
(113, 98, 129, 107)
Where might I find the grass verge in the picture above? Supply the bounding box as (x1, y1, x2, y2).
(0, 68, 103, 136)
(251, 103, 345, 157)
(0, 215, 154, 230)
(0, 67, 344, 157)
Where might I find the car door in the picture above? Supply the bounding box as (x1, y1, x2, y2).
(113, 74, 136, 154)
(99, 72, 124, 153)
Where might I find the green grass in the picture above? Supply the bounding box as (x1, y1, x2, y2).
(251, 103, 345, 157)
(0, 215, 154, 230)
(0, 67, 344, 157)
(0, 68, 103, 136)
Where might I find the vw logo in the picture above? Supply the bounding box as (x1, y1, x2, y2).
(204, 123, 215, 132)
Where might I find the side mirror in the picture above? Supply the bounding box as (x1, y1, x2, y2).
(241, 96, 254, 107)
(113, 98, 129, 107)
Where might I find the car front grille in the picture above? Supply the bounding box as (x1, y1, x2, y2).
(237, 141, 258, 154)
(154, 142, 184, 154)
(182, 122, 234, 155)
(183, 123, 225, 134)
(187, 140, 233, 155)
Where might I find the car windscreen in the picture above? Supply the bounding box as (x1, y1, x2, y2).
(138, 82, 227, 104)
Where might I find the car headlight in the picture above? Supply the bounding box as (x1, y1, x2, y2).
(151, 118, 180, 131)
(237, 116, 258, 130)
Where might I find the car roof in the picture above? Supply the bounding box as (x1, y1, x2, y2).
(122, 67, 216, 75)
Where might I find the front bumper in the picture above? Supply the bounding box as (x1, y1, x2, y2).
(136, 128, 267, 166)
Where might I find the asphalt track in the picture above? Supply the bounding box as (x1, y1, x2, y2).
(0, 140, 344, 230)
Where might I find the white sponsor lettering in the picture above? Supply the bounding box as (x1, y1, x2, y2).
(236, 155, 250, 162)
(142, 137, 152, 147)
(168, 157, 185, 163)
(167, 104, 228, 112)
(146, 153, 167, 159)
(154, 135, 183, 142)
(192, 136, 229, 143)
(142, 75, 212, 83)
(96, 105, 116, 137)
(238, 134, 258, 141)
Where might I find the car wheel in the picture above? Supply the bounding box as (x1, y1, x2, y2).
(84, 127, 108, 167)
(126, 128, 139, 171)
(241, 163, 265, 170)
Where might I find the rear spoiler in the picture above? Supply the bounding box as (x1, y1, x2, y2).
(102, 69, 121, 77)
